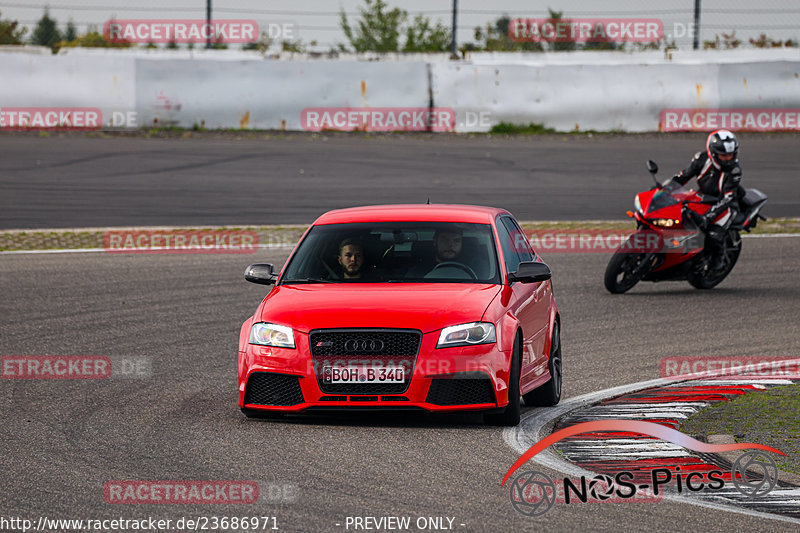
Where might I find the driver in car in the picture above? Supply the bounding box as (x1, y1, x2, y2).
(407, 228, 465, 278)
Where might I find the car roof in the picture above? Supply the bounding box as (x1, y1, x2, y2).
(313, 204, 512, 225)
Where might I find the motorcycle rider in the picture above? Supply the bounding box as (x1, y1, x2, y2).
(668, 129, 744, 271)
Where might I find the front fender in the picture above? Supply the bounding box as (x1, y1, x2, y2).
(498, 312, 520, 354)
(545, 286, 559, 355)
(239, 316, 254, 354)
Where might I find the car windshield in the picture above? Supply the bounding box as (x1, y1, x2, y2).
(281, 222, 501, 284)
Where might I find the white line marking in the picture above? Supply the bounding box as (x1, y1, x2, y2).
(741, 233, 800, 238)
(502, 376, 800, 525)
(0, 244, 295, 255)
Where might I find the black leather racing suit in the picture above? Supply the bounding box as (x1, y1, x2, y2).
(671, 151, 744, 266)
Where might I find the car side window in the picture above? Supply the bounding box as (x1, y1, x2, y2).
(502, 218, 534, 263)
(496, 217, 522, 274)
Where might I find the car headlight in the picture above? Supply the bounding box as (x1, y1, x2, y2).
(249, 322, 295, 349)
(634, 195, 643, 215)
(437, 322, 496, 348)
(649, 218, 678, 227)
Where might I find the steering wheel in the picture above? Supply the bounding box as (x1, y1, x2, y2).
(428, 261, 477, 279)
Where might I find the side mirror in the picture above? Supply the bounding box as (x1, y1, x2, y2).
(646, 160, 658, 175)
(245, 263, 278, 285)
(508, 261, 551, 284)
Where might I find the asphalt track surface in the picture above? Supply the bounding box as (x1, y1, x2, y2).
(1, 133, 799, 229)
(2, 237, 799, 532)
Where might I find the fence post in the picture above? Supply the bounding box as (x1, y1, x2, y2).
(693, 0, 701, 50)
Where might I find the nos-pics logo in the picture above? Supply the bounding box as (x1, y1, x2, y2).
(503, 420, 782, 516)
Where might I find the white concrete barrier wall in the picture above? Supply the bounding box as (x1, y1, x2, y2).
(134, 59, 430, 130)
(1, 48, 799, 132)
(432, 62, 723, 132)
(0, 52, 136, 126)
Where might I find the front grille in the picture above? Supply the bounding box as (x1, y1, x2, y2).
(309, 329, 422, 394)
(426, 372, 496, 406)
(310, 330, 421, 356)
(244, 372, 304, 406)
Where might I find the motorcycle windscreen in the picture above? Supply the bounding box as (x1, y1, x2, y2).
(647, 189, 681, 212)
(647, 185, 697, 213)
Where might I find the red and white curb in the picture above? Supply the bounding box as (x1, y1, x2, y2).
(504, 376, 800, 524)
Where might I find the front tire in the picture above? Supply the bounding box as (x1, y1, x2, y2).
(604, 250, 651, 294)
(485, 334, 522, 426)
(524, 321, 562, 407)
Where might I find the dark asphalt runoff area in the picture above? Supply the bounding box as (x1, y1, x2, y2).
(1, 132, 799, 229)
(2, 237, 799, 532)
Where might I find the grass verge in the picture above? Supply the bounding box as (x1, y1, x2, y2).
(489, 122, 557, 135)
(1, 218, 798, 252)
(680, 384, 800, 475)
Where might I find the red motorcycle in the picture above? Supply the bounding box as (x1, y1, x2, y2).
(604, 160, 767, 293)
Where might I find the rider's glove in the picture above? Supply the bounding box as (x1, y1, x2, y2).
(688, 209, 709, 230)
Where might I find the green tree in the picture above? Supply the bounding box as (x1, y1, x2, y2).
(544, 10, 576, 52)
(581, 21, 619, 51)
(749, 33, 797, 48)
(65, 19, 77, 41)
(403, 14, 451, 52)
(475, 10, 579, 52)
(55, 28, 132, 53)
(340, 0, 405, 52)
(210, 35, 228, 49)
(243, 31, 275, 53)
(474, 15, 544, 52)
(630, 38, 676, 52)
(281, 38, 317, 53)
(31, 8, 62, 49)
(340, 0, 457, 53)
(0, 10, 27, 44)
(704, 31, 741, 50)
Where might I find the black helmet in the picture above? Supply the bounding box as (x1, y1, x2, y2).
(706, 129, 739, 172)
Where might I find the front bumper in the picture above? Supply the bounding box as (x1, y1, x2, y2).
(238, 330, 511, 413)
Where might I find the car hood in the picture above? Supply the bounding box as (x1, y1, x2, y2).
(257, 283, 502, 334)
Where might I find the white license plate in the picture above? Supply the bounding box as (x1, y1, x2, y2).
(324, 365, 405, 383)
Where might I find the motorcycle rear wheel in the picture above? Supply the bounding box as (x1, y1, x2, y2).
(688, 230, 742, 289)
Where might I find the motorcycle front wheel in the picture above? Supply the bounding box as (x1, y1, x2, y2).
(604, 250, 651, 294)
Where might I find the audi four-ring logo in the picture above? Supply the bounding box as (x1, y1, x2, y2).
(344, 339, 385, 352)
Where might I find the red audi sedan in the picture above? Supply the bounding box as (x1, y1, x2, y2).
(238, 204, 561, 425)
